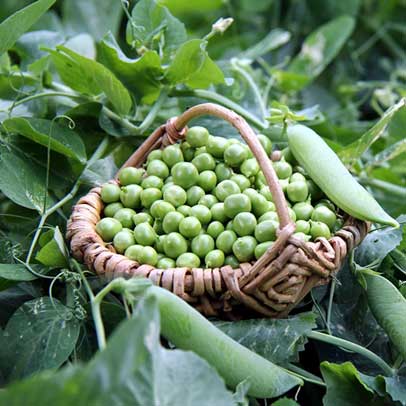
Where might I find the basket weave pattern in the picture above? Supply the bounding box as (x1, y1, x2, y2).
(67, 103, 369, 318)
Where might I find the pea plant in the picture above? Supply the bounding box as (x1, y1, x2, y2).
(0, 0, 405, 405)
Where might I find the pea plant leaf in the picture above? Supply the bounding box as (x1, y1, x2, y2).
(0, 0, 56, 56)
(355, 220, 404, 267)
(0, 149, 53, 212)
(0, 295, 235, 405)
(126, 0, 187, 59)
(276, 16, 355, 91)
(165, 39, 224, 88)
(62, 0, 123, 40)
(2, 117, 87, 164)
(0, 264, 39, 292)
(48, 46, 132, 115)
(2, 297, 80, 381)
(98, 32, 163, 104)
(35, 227, 69, 268)
(215, 312, 317, 365)
(339, 99, 406, 167)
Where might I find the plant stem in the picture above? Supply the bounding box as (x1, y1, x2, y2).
(25, 137, 110, 267)
(137, 89, 168, 134)
(358, 177, 406, 199)
(170, 89, 268, 130)
(287, 363, 326, 387)
(307, 331, 394, 376)
(326, 278, 336, 335)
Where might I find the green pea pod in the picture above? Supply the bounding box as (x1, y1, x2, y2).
(147, 286, 302, 398)
(365, 274, 406, 360)
(287, 125, 399, 228)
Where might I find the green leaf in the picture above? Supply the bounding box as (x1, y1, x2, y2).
(370, 139, 406, 168)
(126, 0, 187, 59)
(0, 264, 37, 282)
(215, 312, 317, 365)
(339, 99, 406, 167)
(35, 227, 69, 268)
(3, 117, 87, 164)
(321, 361, 388, 406)
(240, 29, 291, 60)
(279, 16, 355, 91)
(0, 149, 53, 212)
(355, 222, 403, 267)
(273, 398, 300, 406)
(0, 295, 235, 405)
(2, 297, 80, 380)
(166, 39, 224, 88)
(98, 33, 163, 104)
(62, 0, 123, 40)
(365, 274, 406, 360)
(0, 0, 56, 56)
(80, 155, 118, 187)
(48, 46, 132, 115)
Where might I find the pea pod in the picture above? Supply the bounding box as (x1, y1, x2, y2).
(364, 274, 406, 359)
(287, 124, 398, 228)
(147, 286, 302, 398)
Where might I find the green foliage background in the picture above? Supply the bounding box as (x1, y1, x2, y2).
(0, 0, 405, 405)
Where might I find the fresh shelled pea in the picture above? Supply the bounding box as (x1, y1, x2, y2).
(96, 125, 348, 268)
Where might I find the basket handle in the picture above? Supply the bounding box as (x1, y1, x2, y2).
(122, 103, 293, 229)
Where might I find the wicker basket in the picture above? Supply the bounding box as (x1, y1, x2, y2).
(67, 103, 369, 318)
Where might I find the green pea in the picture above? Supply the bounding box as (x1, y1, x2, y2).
(141, 175, 163, 190)
(240, 158, 260, 178)
(233, 212, 257, 237)
(96, 217, 122, 242)
(207, 136, 228, 158)
(287, 181, 308, 203)
(162, 144, 184, 168)
(176, 252, 201, 268)
(198, 170, 217, 192)
(157, 257, 176, 269)
(231, 174, 251, 191)
(138, 246, 158, 266)
(215, 180, 241, 201)
(177, 205, 192, 217)
(191, 234, 215, 258)
(215, 163, 233, 182)
(163, 185, 187, 208)
(186, 126, 209, 148)
(147, 160, 169, 179)
(273, 161, 292, 179)
(211, 203, 228, 223)
(255, 241, 274, 260)
(171, 162, 199, 189)
(150, 200, 175, 219)
(295, 220, 310, 234)
(216, 230, 237, 254)
(140, 188, 162, 209)
(290, 172, 306, 183)
(255, 171, 267, 188)
(224, 255, 240, 269)
(205, 250, 225, 268)
(155, 235, 166, 253)
(120, 184, 143, 208)
(233, 236, 257, 262)
(118, 167, 145, 186)
(113, 229, 135, 253)
(133, 222, 156, 246)
(224, 143, 248, 167)
(104, 202, 124, 218)
(187, 186, 206, 206)
(100, 183, 121, 203)
(311, 206, 337, 230)
(190, 204, 212, 224)
(162, 211, 184, 234)
(258, 212, 279, 223)
(254, 220, 278, 242)
(179, 216, 202, 238)
(224, 193, 251, 218)
(199, 194, 218, 208)
(192, 153, 216, 172)
(292, 201, 314, 221)
(113, 208, 136, 228)
(163, 232, 188, 259)
(147, 150, 162, 162)
(206, 221, 225, 239)
(124, 244, 143, 261)
(310, 221, 331, 240)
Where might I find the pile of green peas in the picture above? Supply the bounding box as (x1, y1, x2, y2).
(95, 126, 342, 269)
